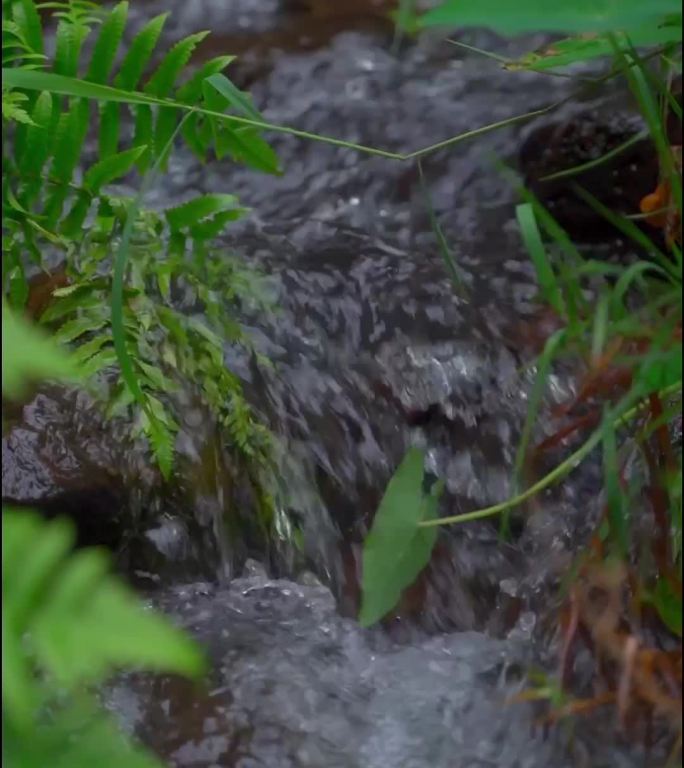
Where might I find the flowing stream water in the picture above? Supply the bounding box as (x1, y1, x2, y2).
(4, 1, 664, 765)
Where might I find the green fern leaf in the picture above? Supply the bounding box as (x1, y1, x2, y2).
(152, 106, 178, 169)
(1, 89, 35, 125)
(60, 189, 92, 237)
(179, 112, 210, 161)
(84, 145, 146, 192)
(54, 310, 109, 345)
(219, 125, 281, 174)
(205, 72, 262, 120)
(80, 346, 118, 377)
(144, 398, 176, 480)
(49, 98, 89, 182)
(144, 31, 209, 97)
(176, 55, 235, 103)
(13, 0, 44, 55)
(189, 208, 247, 240)
(3, 510, 204, 691)
(132, 104, 154, 170)
(40, 288, 102, 323)
(114, 12, 168, 90)
(18, 90, 52, 176)
(70, 333, 112, 365)
(85, 0, 128, 84)
(43, 98, 90, 226)
(53, 18, 87, 77)
(98, 101, 121, 158)
(165, 193, 241, 230)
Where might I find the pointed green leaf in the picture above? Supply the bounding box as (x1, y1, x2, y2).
(144, 31, 209, 98)
(176, 56, 235, 103)
(14, 0, 44, 54)
(420, 0, 680, 35)
(84, 145, 146, 192)
(85, 1, 128, 84)
(205, 72, 262, 120)
(98, 101, 121, 158)
(2, 304, 81, 397)
(49, 98, 90, 182)
(165, 193, 241, 230)
(114, 13, 168, 90)
(18, 90, 52, 177)
(359, 448, 442, 627)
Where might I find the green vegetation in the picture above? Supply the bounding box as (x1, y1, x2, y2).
(2, 1, 276, 763)
(3, 0, 276, 478)
(3, 0, 682, 761)
(2, 309, 205, 767)
(362, 0, 682, 749)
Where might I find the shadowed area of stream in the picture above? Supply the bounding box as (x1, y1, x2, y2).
(3, 1, 665, 765)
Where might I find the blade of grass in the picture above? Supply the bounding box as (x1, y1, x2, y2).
(516, 202, 565, 315)
(3, 64, 653, 164)
(539, 130, 649, 182)
(418, 381, 682, 528)
(573, 184, 679, 281)
(506, 327, 567, 534)
(417, 160, 465, 294)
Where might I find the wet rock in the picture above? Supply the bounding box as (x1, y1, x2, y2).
(105, 578, 656, 768)
(2, 387, 131, 549)
(1, 387, 225, 581)
(519, 109, 659, 242)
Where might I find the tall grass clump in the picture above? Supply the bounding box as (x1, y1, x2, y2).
(362, 1, 682, 753)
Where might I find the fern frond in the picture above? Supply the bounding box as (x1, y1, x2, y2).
(11, 0, 44, 55)
(85, 0, 127, 84)
(144, 30, 208, 97)
(4, 0, 279, 482)
(2, 508, 203, 712)
(1, 87, 34, 124)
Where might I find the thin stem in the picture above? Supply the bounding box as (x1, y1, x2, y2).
(539, 130, 649, 182)
(2, 59, 646, 165)
(418, 382, 682, 528)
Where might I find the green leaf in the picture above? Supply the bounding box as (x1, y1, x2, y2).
(48, 98, 90, 183)
(114, 13, 168, 90)
(218, 125, 281, 174)
(60, 190, 93, 237)
(205, 72, 262, 120)
(3, 510, 205, 694)
(17, 90, 52, 178)
(40, 287, 103, 324)
(84, 145, 146, 192)
(165, 193, 241, 231)
(14, 0, 44, 55)
(54, 312, 109, 345)
(176, 56, 235, 103)
(359, 448, 442, 627)
(636, 346, 683, 393)
(516, 203, 564, 315)
(132, 105, 153, 170)
(144, 31, 209, 98)
(509, 24, 681, 71)
(420, 0, 681, 35)
(189, 208, 247, 240)
(53, 18, 88, 78)
(80, 347, 118, 378)
(152, 106, 178, 168)
(98, 101, 120, 158)
(652, 578, 682, 636)
(85, 1, 128, 84)
(2, 304, 81, 398)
